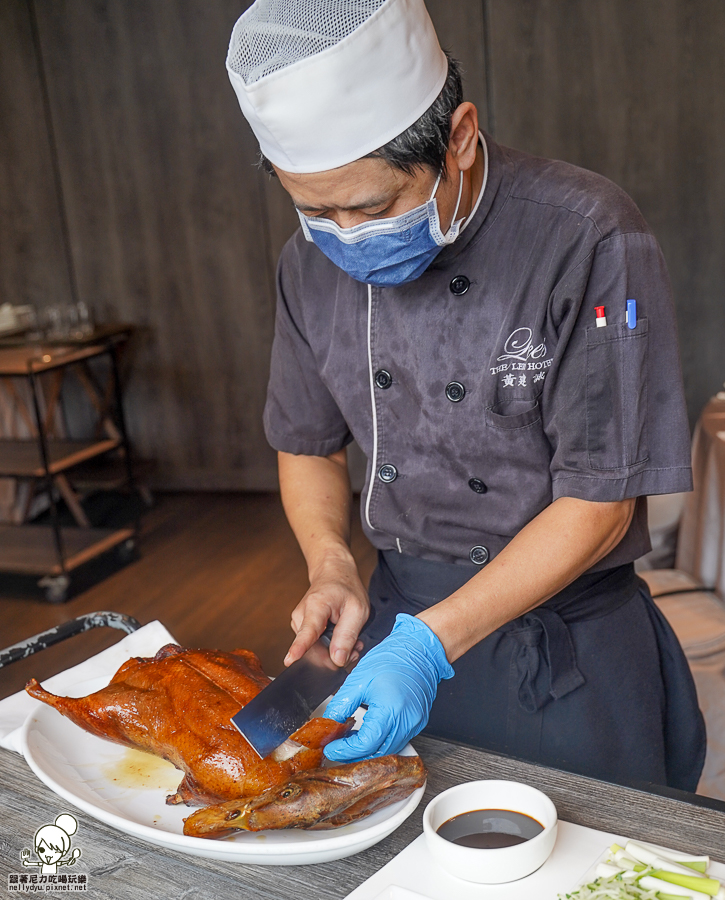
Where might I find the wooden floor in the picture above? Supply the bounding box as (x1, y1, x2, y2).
(0, 492, 378, 700)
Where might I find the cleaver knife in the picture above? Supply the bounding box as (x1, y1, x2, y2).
(231, 626, 358, 759)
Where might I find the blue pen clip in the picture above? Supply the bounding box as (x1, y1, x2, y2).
(626, 299, 637, 330)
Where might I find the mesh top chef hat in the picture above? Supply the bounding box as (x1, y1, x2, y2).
(226, 0, 448, 174)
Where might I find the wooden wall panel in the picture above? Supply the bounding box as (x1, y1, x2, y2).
(33, 0, 278, 489)
(2, 0, 723, 489)
(427, 0, 489, 129)
(0, 0, 73, 311)
(486, 0, 725, 425)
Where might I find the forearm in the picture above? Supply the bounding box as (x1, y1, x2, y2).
(278, 448, 354, 577)
(418, 496, 636, 662)
(278, 449, 369, 666)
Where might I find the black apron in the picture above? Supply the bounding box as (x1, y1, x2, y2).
(361, 550, 706, 792)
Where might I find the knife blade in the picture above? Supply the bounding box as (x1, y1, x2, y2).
(231, 628, 357, 759)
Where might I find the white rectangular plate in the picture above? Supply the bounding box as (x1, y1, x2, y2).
(347, 824, 725, 900)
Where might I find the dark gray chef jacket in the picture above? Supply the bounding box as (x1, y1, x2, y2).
(264, 134, 693, 567)
(263, 134, 704, 791)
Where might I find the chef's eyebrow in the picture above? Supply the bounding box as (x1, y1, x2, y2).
(294, 194, 395, 214)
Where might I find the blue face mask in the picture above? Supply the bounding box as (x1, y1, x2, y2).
(297, 170, 464, 287)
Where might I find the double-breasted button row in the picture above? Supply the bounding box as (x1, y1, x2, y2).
(376, 370, 467, 403)
(377, 466, 486, 497)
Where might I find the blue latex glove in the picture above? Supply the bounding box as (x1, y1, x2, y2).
(323, 614, 455, 761)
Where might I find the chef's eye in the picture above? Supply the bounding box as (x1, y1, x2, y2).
(280, 787, 295, 798)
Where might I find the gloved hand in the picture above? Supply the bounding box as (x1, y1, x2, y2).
(323, 613, 455, 761)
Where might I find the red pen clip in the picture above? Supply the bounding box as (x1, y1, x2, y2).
(595, 306, 607, 327)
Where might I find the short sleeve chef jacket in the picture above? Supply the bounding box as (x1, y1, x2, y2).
(264, 134, 693, 570)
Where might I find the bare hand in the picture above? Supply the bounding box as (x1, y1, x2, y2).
(285, 556, 369, 668)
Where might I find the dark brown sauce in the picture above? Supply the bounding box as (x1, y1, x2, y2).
(436, 809, 544, 849)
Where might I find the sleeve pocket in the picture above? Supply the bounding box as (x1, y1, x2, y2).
(586, 318, 649, 469)
(485, 399, 542, 430)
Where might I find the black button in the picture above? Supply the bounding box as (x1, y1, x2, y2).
(445, 381, 466, 402)
(469, 545, 489, 566)
(374, 369, 392, 389)
(378, 464, 398, 483)
(468, 478, 487, 494)
(450, 275, 470, 296)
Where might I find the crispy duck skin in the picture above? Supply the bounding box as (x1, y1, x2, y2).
(25, 643, 352, 806)
(183, 755, 427, 838)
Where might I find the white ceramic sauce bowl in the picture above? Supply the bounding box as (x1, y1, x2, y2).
(422, 780, 558, 884)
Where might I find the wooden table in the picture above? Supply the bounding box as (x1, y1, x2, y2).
(2, 736, 725, 899)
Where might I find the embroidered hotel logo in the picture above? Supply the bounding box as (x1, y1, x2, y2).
(491, 327, 552, 387)
(8, 814, 87, 893)
(497, 327, 547, 362)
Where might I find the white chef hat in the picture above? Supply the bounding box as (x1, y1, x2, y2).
(226, 0, 448, 174)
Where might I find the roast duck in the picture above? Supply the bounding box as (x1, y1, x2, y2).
(26, 643, 426, 838)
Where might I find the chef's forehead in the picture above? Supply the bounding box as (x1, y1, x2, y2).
(274, 156, 421, 213)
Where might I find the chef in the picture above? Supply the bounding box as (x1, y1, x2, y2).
(226, 0, 705, 789)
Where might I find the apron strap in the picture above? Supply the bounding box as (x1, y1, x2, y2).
(503, 565, 640, 713)
(506, 607, 586, 713)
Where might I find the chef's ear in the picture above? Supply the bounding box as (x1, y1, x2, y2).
(447, 102, 480, 173)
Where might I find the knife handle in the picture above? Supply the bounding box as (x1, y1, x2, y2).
(319, 621, 336, 646)
(320, 604, 376, 650)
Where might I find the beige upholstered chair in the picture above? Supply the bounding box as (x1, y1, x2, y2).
(638, 398, 725, 800)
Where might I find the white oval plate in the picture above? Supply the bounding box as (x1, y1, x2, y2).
(20, 679, 425, 865)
